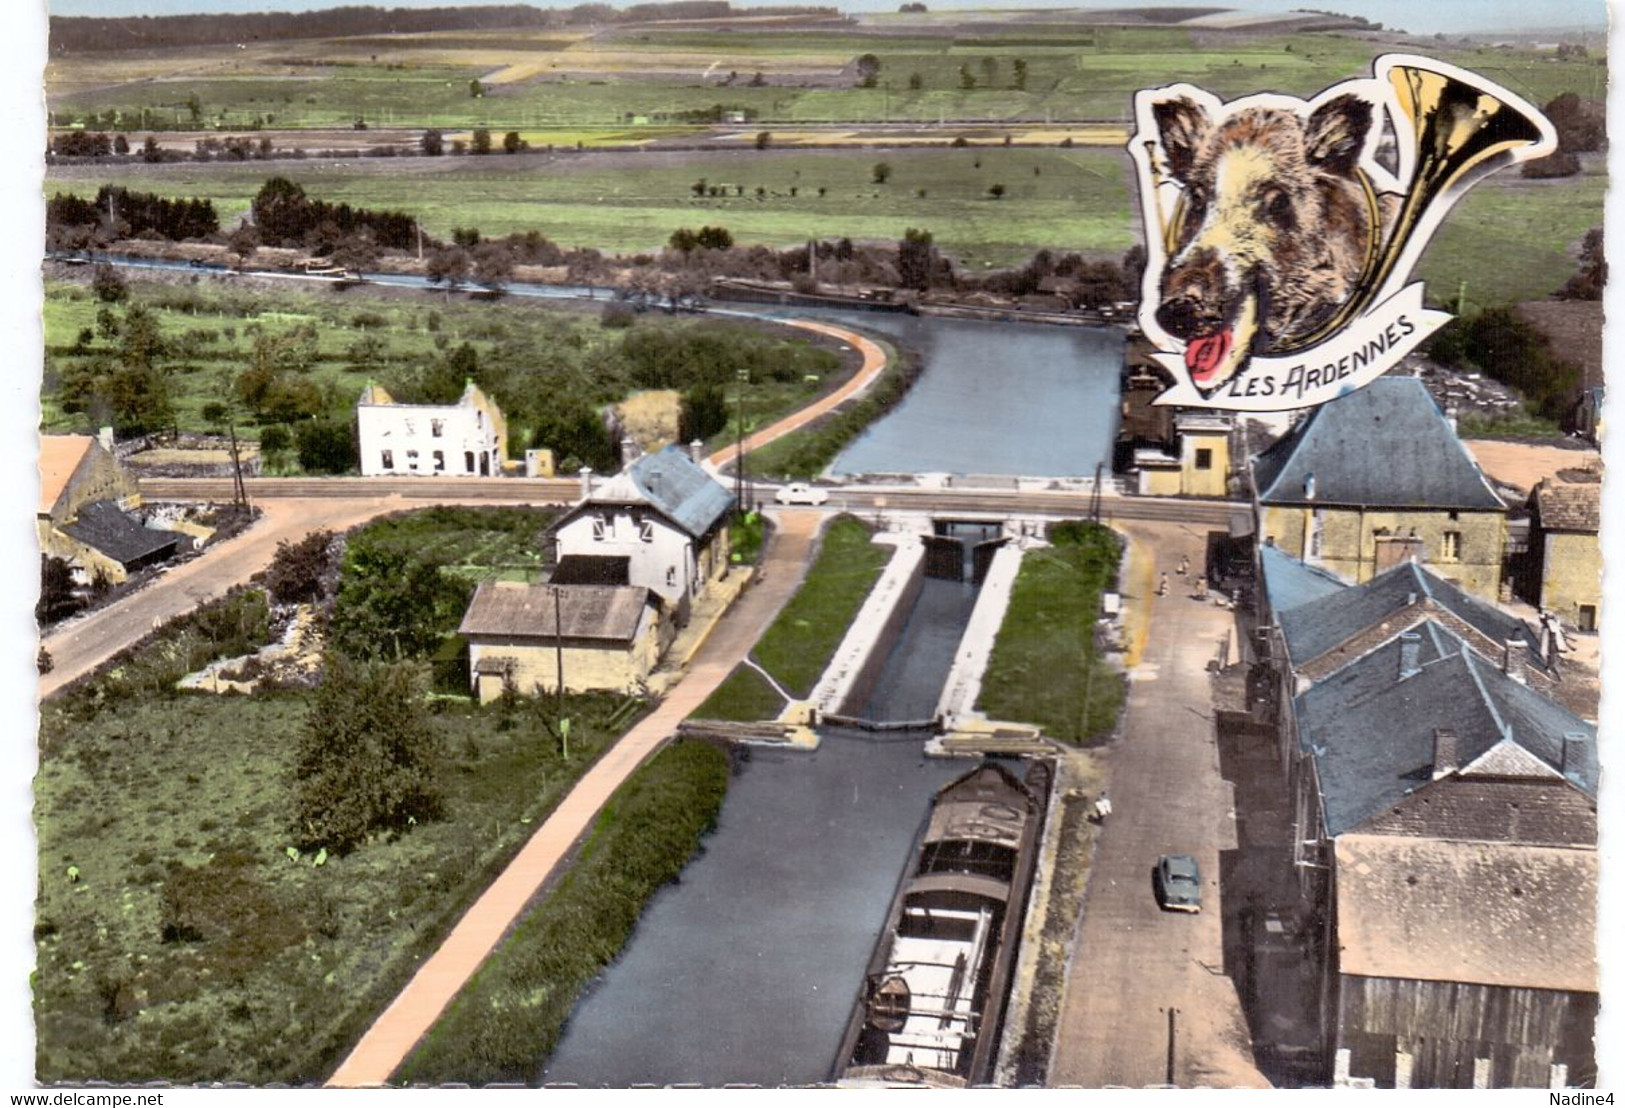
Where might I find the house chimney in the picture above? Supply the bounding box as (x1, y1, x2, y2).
(579, 466, 594, 500)
(1444, 404, 1459, 433)
(1304, 473, 1316, 501)
(1431, 728, 1459, 779)
(689, 439, 705, 464)
(1501, 638, 1528, 684)
(1398, 631, 1421, 679)
(98, 426, 114, 451)
(1561, 732, 1591, 780)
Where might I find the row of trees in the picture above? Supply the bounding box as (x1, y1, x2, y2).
(48, 186, 219, 242)
(251, 177, 416, 250)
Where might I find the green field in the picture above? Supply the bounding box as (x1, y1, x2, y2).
(33, 578, 649, 1083)
(47, 26, 1605, 130)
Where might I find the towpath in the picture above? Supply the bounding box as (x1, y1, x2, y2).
(706, 320, 888, 470)
(326, 509, 827, 1087)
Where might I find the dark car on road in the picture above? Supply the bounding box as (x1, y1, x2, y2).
(1154, 853, 1201, 913)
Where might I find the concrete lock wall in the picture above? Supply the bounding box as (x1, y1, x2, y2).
(837, 547, 927, 718)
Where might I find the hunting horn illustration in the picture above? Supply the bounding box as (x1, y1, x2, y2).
(1133, 54, 1556, 407)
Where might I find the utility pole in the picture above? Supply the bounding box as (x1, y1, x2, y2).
(1090, 461, 1103, 524)
(552, 583, 565, 715)
(1165, 1006, 1179, 1086)
(735, 367, 749, 513)
(226, 418, 249, 512)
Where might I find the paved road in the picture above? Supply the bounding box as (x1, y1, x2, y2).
(1048, 519, 1268, 1090)
(326, 509, 828, 1087)
(38, 496, 405, 698)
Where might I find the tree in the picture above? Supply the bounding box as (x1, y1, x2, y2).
(1560, 227, 1605, 300)
(872, 161, 893, 185)
(471, 128, 492, 155)
(421, 128, 445, 157)
(695, 225, 733, 250)
(908, 71, 923, 91)
(113, 134, 129, 155)
(37, 555, 82, 625)
(425, 245, 472, 291)
(679, 381, 729, 443)
(264, 529, 335, 604)
(669, 227, 700, 253)
(259, 423, 292, 463)
(856, 53, 882, 88)
(988, 182, 1006, 199)
(469, 78, 484, 98)
(91, 263, 128, 304)
(959, 64, 976, 90)
(1012, 58, 1028, 90)
(472, 242, 516, 291)
(332, 229, 381, 274)
(898, 227, 936, 291)
(1544, 92, 1604, 152)
(292, 653, 444, 853)
(141, 134, 163, 163)
(755, 131, 772, 150)
(251, 177, 311, 245)
(295, 419, 356, 474)
(503, 130, 524, 154)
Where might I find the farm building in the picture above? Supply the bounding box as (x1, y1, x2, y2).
(1249, 377, 1507, 600)
(1286, 629, 1597, 1088)
(38, 431, 183, 582)
(355, 380, 506, 477)
(1518, 474, 1600, 633)
(459, 581, 670, 702)
(551, 444, 734, 626)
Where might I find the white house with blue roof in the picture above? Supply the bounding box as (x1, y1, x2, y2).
(550, 444, 735, 625)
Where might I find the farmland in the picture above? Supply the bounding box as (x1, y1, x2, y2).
(46, 22, 1605, 131)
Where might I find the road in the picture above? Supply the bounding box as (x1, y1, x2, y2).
(327, 510, 828, 1087)
(1048, 519, 1268, 1090)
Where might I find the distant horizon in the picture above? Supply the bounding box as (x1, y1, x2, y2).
(43, 0, 1611, 39)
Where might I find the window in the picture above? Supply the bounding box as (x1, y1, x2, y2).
(1440, 530, 1462, 562)
(1194, 447, 1213, 471)
(464, 451, 475, 472)
(431, 419, 445, 438)
(666, 566, 676, 587)
(406, 449, 420, 470)
(381, 450, 394, 470)
(638, 520, 655, 543)
(1579, 605, 1597, 632)
(433, 450, 445, 471)
(592, 516, 607, 541)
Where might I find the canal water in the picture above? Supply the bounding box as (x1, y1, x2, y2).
(817, 314, 1123, 479)
(541, 562, 985, 1087)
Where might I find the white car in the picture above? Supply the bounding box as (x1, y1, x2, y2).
(774, 482, 830, 506)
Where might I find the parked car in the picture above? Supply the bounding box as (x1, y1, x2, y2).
(1153, 853, 1201, 913)
(774, 482, 829, 506)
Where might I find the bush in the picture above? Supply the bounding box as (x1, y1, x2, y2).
(295, 419, 355, 474)
(263, 529, 335, 604)
(292, 653, 445, 853)
(600, 302, 637, 329)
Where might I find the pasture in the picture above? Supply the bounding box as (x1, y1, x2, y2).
(46, 142, 1604, 300)
(47, 23, 1606, 131)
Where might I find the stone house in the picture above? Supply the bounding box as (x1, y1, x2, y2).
(1134, 412, 1233, 498)
(38, 432, 182, 583)
(1287, 629, 1597, 1089)
(356, 380, 506, 477)
(459, 581, 670, 702)
(551, 445, 734, 626)
(1520, 474, 1600, 632)
(1250, 377, 1507, 599)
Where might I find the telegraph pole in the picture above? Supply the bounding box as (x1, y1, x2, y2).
(734, 367, 748, 513)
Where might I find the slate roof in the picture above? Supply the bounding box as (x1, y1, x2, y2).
(38, 435, 96, 515)
(1532, 476, 1601, 533)
(1334, 834, 1597, 993)
(459, 581, 651, 643)
(1277, 560, 1545, 671)
(1251, 376, 1504, 509)
(60, 500, 181, 567)
(1258, 543, 1349, 617)
(585, 445, 734, 539)
(1294, 628, 1596, 836)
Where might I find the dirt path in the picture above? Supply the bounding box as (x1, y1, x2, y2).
(325, 509, 827, 1087)
(1462, 439, 1600, 495)
(707, 319, 887, 470)
(1048, 519, 1268, 1090)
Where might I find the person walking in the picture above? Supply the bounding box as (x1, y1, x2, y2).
(1158, 573, 1169, 597)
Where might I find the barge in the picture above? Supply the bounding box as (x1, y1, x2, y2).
(834, 760, 1051, 1087)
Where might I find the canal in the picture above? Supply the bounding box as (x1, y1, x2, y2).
(542, 553, 987, 1086)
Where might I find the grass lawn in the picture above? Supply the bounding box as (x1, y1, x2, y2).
(745, 336, 912, 481)
(395, 738, 730, 1085)
(692, 661, 786, 722)
(753, 515, 890, 699)
(977, 520, 1123, 745)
